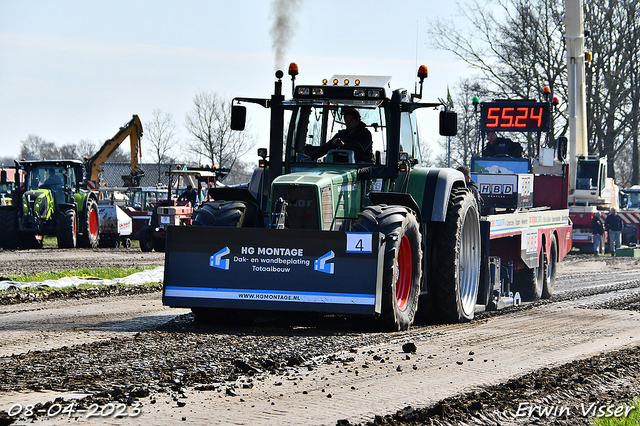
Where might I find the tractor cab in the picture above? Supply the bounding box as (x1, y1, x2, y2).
(23, 162, 79, 205)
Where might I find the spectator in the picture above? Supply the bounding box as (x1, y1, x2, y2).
(591, 211, 605, 256)
(604, 207, 623, 256)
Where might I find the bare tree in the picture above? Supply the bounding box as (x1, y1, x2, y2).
(145, 109, 178, 181)
(427, 0, 568, 157)
(429, 0, 640, 180)
(584, 0, 635, 180)
(0, 156, 15, 167)
(442, 79, 493, 167)
(58, 143, 79, 159)
(184, 91, 254, 172)
(428, 0, 566, 104)
(75, 139, 98, 159)
(145, 109, 178, 164)
(629, 2, 640, 185)
(419, 136, 436, 167)
(19, 135, 58, 160)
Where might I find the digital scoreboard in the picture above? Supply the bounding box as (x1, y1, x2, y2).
(480, 102, 551, 132)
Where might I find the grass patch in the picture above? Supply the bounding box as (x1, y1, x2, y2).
(3, 265, 157, 283)
(592, 399, 640, 425)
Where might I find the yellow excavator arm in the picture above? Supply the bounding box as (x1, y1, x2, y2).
(85, 115, 144, 188)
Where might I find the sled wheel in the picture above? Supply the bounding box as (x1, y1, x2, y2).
(353, 205, 422, 331)
(77, 198, 99, 248)
(139, 227, 154, 252)
(431, 187, 481, 323)
(193, 200, 247, 227)
(56, 207, 77, 248)
(0, 209, 19, 250)
(542, 234, 558, 299)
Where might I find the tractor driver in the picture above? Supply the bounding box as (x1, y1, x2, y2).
(178, 185, 198, 207)
(482, 131, 523, 158)
(309, 108, 374, 163)
(42, 167, 63, 187)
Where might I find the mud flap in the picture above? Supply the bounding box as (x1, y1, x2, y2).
(162, 226, 384, 315)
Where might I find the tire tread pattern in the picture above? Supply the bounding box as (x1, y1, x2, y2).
(353, 205, 422, 331)
(431, 187, 480, 323)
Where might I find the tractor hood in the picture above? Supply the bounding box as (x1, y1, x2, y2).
(271, 167, 361, 230)
(273, 167, 358, 187)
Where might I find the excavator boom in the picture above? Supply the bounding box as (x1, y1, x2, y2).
(85, 115, 144, 188)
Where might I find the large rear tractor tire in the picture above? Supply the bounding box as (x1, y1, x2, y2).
(431, 187, 481, 323)
(542, 235, 558, 299)
(193, 201, 248, 227)
(353, 205, 422, 331)
(77, 199, 99, 248)
(56, 207, 77, 248)
(139, 227, 154, 252)
(0, 209, 18, 250)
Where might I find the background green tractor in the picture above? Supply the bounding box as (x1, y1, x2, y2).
(0, 160, 99, 249)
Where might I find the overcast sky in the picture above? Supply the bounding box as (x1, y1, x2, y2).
(0, 0, 473, 164)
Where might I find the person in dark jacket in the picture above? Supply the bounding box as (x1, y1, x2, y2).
(310, 108, 374, 162)
(591, 211, 605, 256)
(482, 131, 523, 158)
(177, 185, 198, 207)
(604, 207, 623, 256)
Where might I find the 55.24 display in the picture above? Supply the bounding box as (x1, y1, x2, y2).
(480, 102, 550, 132)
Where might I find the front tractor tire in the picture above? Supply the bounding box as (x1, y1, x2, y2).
(56, 207, 77, 248)
(77, 198, 99, 248)
(191, 200, 253, 324)
(353, 205, 422, 331)
(431, 187, 481, 323)
(139, 227, 154, 252)
(193, 200, 248, 227)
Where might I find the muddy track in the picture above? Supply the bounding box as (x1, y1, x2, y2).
(1, 252, 640, 425)
(0, 247, 165, 278)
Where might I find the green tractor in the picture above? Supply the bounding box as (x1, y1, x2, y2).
(0, 160, 99, 249)
(163, 64, 481, 331)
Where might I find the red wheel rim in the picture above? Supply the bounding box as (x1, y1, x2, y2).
(89, 208, 98, 239)
(396, 235, 412, 311)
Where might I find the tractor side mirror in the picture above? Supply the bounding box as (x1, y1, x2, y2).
(231, 105, 247, 131)
(439, 111, 458, 137)
(557, 136, 568, 162)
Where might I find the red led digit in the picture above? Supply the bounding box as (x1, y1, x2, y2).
(515, 107, 528, 127)
(487, 108, 500, 127)
(500, 107, 514, 127)
(530, 107, 543, 127)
